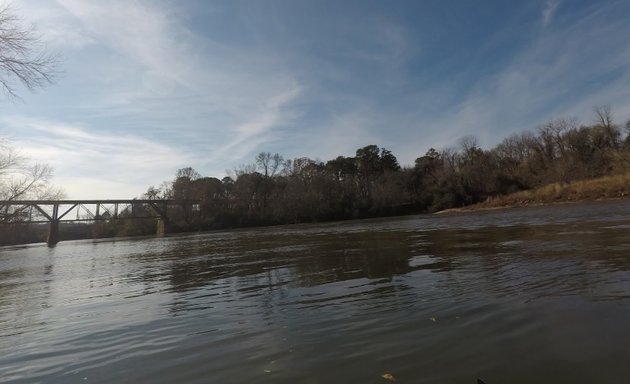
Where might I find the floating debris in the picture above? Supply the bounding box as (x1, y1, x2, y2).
(429, 317, 437, 322)
(381, 372, 396, 381)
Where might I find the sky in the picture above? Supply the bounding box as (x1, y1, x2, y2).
(2, 0, 630, 199)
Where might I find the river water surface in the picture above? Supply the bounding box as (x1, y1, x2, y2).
(1, 201, 630, 383)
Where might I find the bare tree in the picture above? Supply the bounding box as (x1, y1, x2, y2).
(229, 163, 257, 180)
(0, 137, 64, 202)
(255, 152, 284, 178)
(0, 136, 19, 172)
(593, 105, 620, 148)
(143, 186, 162, 200)
(175, 166, 201, 181)
(594, 105, 614, 129)
(458, 135, 480, 156)
(0, 3, 58, 99)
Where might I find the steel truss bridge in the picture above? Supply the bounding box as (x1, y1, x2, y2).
(0, 199, 197, 246)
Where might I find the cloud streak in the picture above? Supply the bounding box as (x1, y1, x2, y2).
(542, 0, 562, 28)
(3, 1, 630, 198)
(1, 115, 194, 198)
(15, 0, 305, 190)
(392, 1, 630, 163)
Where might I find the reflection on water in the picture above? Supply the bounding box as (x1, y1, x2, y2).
(1, 200, 630, 383)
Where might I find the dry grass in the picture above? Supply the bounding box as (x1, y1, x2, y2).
(439, 173, 630, 213)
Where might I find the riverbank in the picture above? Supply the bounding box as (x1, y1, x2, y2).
(437, 172, 630, 214)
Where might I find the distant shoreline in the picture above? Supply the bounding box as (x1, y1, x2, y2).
(435, 173, 630, 214)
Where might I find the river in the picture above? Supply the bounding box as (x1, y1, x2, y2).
(1, 200, 629, 383)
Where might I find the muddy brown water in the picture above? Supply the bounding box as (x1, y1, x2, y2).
(1, 200, 629, 383)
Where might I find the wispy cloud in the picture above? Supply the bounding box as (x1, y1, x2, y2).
(419, 3, 630, 152)
(11, 0, 304, 193)
(4, 1, 630, 198)
(21, 3, 95, 49)
(542, 0, 562, 28)
(53, 0, 298, 108)
(316, 1, 630, 166)
(57, 0, 301, 141)
(0, 116, 194, 198)
(211, 83, 302, 164)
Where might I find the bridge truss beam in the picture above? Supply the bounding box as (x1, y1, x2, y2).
(0, 200, 196, 246)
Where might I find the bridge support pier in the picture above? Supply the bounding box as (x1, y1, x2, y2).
(156, 218, 172, 236)
(47, 220, 60, 247)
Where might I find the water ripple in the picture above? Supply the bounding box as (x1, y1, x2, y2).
(1, 200, 630, 383)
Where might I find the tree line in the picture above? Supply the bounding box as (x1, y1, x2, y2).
(1, 5, 630, 244)
(120, 105, 630, 235)
(2, 105, 630, 244)
(1, 4, 629, 243)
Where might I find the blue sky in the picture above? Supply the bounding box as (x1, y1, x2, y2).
(2, 0, 630, 198)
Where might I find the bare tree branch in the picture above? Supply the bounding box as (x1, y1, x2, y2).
(0, 137, 64, 202)
(594, 105, 614, 129)
(0, 3, 59, 99)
